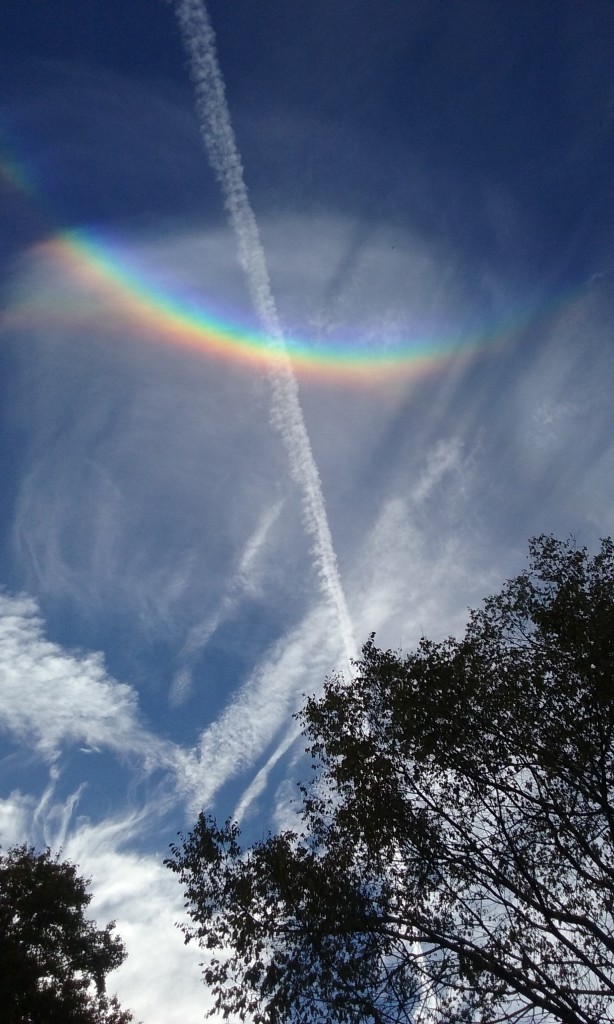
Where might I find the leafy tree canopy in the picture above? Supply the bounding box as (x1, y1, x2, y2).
(167, 535, 614, 1024)
(0, 843, 134, 1024)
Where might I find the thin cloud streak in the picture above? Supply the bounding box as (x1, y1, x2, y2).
(177, 600, 346, 815)
(169, 498, 284, 706)
(232, 723, 301, 824)
(173, 0, 356, 666)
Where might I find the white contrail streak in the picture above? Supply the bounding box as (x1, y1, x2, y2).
(174, 0, 356, 665)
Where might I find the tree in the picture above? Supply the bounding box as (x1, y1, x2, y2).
(0, 843, 134, 1024)
(166, 535, 614, 1024)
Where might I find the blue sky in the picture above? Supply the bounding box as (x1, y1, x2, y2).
(1, 1, 614, 1020)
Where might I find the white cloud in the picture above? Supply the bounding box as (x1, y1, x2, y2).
(409, 437, 466, 507)
(170, 498, 285, 706)
(0, 786, 207, 1024)
(178, 600, 346, 815)
(63, 825, 207, 1024)
(0, 592, 177, 770)
(0, 791, 37, 848)
(232, 723, 301, 824)
(235, 498, 285, 593)
(347, 437, 491, 649)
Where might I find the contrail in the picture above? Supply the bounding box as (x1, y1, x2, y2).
(174, 0, 356, 665)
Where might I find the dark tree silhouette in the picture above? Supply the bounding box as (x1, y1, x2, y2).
(0, 843, 135, 1023)
(167, 535, 614, 1024)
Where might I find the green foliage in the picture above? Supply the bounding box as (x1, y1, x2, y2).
(0, 843, 134, 1024)
(167, 536, 614, 1024)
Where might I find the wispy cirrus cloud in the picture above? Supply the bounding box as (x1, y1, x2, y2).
(170, 497, 285, 706)
(188, 436, 491, 825)
(0, 592, 176, 769)
(177, 597, 346, 816)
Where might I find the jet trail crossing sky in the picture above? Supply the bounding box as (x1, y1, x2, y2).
(174, 0, 356, 666)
